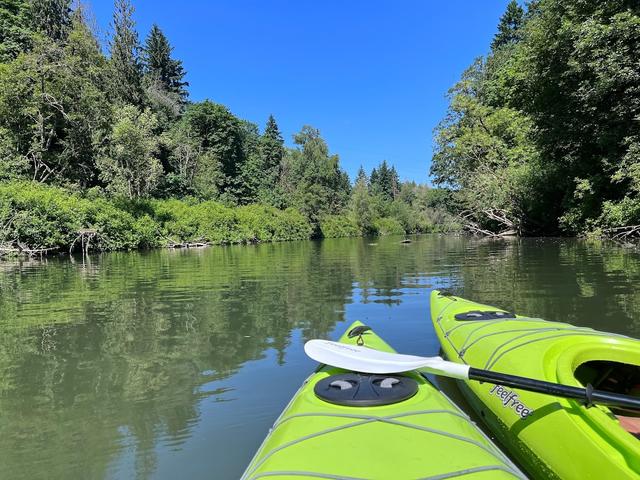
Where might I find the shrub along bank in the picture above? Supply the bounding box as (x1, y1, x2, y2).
(0, 182, 431, 254)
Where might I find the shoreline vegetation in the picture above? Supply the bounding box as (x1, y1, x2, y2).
(2, 1, 639, 257)
(0, 0, 455, 257)
(431, 1, 640, 240)
(0, 180, 455, 257)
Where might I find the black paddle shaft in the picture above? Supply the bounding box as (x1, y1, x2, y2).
(468, 367, 640, 411)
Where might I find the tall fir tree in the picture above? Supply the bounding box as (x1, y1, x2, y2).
(370, 160, 392, 199)
(355, 165, 368, 186)
(30, 0, 71, 42)
(491, 0, 525, 50)
(369, 167, 378, 192)
(109, 0, 144, 105)
(369, 160, 400, 200)
(142, 24, 188, 100)
(390, 165, 400, 199)
(261, 115, 284, 173)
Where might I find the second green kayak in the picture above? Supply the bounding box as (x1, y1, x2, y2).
(431, 290, 640, 480)
(242, 321, 525, 479)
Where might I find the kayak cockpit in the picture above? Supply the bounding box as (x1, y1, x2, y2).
(575, 360, 640, 437)
(575, 360, 640, 399)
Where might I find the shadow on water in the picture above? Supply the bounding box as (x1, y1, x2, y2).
(1, 235, 640, 478)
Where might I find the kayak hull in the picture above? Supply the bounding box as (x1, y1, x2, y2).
(242, 321, 524, 479)
(430, 290, 640, 480)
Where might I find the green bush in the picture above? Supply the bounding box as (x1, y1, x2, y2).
(237, 205, 312, 242)
(83, 199, 147, 250)
(150, 199, 201, 242)
(0, 181, 82, 248)
(193, 201, 242, 244)
(373, 217, 405, 236)
(423, 208, 460, 233)
(150, 199, 312, 245)
(388, 201, 434, 233)
(0, 182, 165, 251)
(134, 214, 162, 248)
(319, 214, 360, 238)
(0, 181, 330, 253)
(598, 198, 640, 229)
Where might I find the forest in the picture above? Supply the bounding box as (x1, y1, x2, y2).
(3, 0, 638, 254)
(0, 0, 446, 254)
(432, 0, 640, 239)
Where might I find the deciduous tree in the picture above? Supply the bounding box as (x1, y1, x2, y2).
(98, 105, 162, 198)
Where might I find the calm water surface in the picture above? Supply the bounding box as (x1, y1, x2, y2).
(2, 235, 640, 479)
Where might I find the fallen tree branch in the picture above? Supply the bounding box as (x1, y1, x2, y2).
(459, 208, 521, 237)
(483, 208, 515, 229)
(0, 244, 58, 256)
(602, 225, 640, 240)
(69, 229, 98, 254)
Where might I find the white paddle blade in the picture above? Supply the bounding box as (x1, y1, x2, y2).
(304, 340, 470, 379)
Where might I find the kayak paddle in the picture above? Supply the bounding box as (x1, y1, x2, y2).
(304, 339, 640, 411)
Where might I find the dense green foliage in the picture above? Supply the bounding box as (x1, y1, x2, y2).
(0, 0, 437, 253)
(319, 214, 360, 238)
(0, 181, 312, 250)
(0, 0, 33, 62)
(432, 0, 640, 237)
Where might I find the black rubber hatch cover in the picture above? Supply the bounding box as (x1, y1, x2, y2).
(314, 372, 418, 407)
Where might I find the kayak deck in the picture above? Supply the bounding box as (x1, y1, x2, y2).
(242, 321, 525, 480)
(430, 290, 640, 480)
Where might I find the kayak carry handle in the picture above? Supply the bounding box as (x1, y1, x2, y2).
(348, 325, 372, 346)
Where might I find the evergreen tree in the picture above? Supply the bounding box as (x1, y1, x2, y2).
(355, 165, 368, 186)
(0, 0, 33, 61)
(143, 24, 188, 101)
(390, 165, 400, 199)
(109, 0, 144, 105)
(261, 115, 284, 172)
(30, 0, 71, 42)
(370, 160, 395, 199)
(369, 167, 378, 192)
(248, 114, 285, 205)
(237, 119, 262, 203)
(491, 0, 525, 50)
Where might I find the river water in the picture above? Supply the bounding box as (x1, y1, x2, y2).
(1, 235, 640, 479)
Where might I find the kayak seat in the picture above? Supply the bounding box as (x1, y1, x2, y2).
(617, 415, 640, 438)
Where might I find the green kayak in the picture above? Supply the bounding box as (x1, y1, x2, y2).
(430, 290, 640, 480)
(241, 321, 525, 480)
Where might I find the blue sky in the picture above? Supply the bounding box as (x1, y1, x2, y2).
(90, 0, 511, 184)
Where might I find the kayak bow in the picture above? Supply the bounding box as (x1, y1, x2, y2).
(242, 321, 525, 479)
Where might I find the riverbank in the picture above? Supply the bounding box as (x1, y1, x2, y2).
(0, 181, 431, 257)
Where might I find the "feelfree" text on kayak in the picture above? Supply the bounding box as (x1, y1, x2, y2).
(489, 384, 534, 419)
